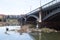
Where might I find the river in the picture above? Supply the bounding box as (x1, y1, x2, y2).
(0, 26, 34, 40)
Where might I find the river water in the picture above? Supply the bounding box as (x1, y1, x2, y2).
(0, 26, 34, 40)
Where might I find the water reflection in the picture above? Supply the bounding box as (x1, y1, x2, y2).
(0, 26, 34, 40)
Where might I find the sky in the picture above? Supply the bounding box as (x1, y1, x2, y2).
(0, 0, 53, 15)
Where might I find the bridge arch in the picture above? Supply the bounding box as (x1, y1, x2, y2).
(27, 15, 38, 20)
(26, 15, 38, 24)
(18, 17, 26, 25)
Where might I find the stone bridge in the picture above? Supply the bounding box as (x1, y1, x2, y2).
(21, 0, 60, 30)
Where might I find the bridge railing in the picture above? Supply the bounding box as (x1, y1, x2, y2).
(27, 0, 60, 15)
(42, 0, 60, 9)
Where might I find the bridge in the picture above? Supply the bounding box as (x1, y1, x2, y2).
(0, 0, 59, 30)
(21, 0, 60, 30)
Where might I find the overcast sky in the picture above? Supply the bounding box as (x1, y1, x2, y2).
(0, 0, 53, 15)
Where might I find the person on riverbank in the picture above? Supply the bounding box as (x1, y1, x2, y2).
(5, 28, 9, 35)
(6, 28, 9, 31)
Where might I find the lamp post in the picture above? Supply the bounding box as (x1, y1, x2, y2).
(39, 0, 42, 40)
(35, 7, 42, 40)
